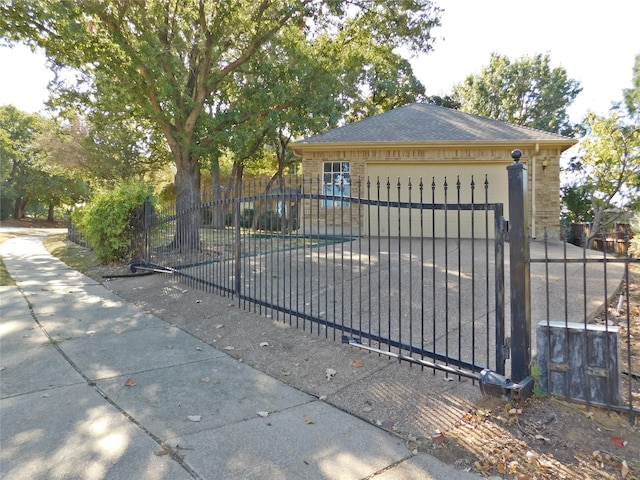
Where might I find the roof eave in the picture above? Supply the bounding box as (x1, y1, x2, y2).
(291, 139, 578, 155)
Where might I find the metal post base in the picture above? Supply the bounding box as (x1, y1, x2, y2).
(479, 369, 534, 401)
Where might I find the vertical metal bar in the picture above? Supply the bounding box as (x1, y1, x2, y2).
(494, 200, 506, 375)
(431, 177, 437, 374)
(580, 231, 591, 406)
(252, 180, 259, 311)
(397, 177, 403, 353)
(602, 229, 611, 412)
(485, 176, 491, 366)
(407, 178, 413, 358)
(354, 177, 360, 336)
(561, 234, 570, 401)
(376, 177, 382, 348)
(367, 177, 373, 346)
(234, 177, 242, 298)
(144, 197, 152, 265)
(456, 177, 462, 369)
(316, 175, 322, 336)
(419, 178, 425, 368)
(300, 176, 307, 329)
(507, 149, 531, 382)
(623, 229, 635, 420)
(324, 175, 330, 338)
(333, 175, 340, 340)
(543, 230, 551, 390)
(443, 177, 450, 370)
(470, 178, 476, 372)
(386, 177, 392, 352)
(289, 177, 294, 326)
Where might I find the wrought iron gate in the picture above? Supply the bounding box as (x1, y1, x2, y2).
(139, 174, 511, 391)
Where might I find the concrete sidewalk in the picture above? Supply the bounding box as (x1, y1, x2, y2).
(0, 232, 482, 479)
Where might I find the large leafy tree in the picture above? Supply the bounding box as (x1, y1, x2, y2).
(562, 51, 640, 246)
(0, 0, 441, 250)
(565, 112, 640, 246)
(34, 114, 169, 184)
(624, 53, 640, 118)
(0, 105, 88, 220)
(452, 53, 582, 135)
(0, 105, 45, 219)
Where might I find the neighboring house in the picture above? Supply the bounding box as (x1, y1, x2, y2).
(291, 103, 577, 239)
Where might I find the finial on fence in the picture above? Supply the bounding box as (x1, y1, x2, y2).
(511, 149, 522, 163)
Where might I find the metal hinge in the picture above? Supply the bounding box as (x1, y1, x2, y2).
(503, 337, 511, 360)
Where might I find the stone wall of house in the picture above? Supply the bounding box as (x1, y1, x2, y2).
(299, 146, 564, 239)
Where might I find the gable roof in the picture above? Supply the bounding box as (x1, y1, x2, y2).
(292, 103, 577, 151)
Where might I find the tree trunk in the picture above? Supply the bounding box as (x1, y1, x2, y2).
(174, 159, 201, 252)
(210, 159, 225, 229)
(13, 197, 26, 220)
(587, 203, 605, 250)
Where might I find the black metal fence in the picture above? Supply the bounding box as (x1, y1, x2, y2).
(533, 227, 639, 417)
(128, 165, 637, 419)
(141, 174, 507, 380)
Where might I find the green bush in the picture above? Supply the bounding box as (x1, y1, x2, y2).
(72, 181, 154, 262)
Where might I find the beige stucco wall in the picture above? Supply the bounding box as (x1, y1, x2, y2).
(298, 145, 564, 239)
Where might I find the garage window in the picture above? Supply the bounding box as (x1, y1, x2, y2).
(323, 161, 351, 207)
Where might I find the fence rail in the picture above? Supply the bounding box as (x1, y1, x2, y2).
(144, 175, 506, 378)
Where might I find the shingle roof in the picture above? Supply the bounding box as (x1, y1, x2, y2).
(295, 103, 576, 146)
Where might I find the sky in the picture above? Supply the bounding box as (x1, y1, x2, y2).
(0, 0, 638, 124)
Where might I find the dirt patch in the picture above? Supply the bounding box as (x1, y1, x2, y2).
(32, 236, 640, 480)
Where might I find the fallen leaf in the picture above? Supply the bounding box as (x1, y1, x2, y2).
(432, 433, 446, 444)
(611, 435, 627, 448)
(257, 411, 269, 418)
(124, 378, 136, 387)
(537, 458, 555, 470)
(351, 359, 363, 368)
(187, 415, 201, 422)
(517, 474, 530, 480)
(304, 417, 315, 424)
(621, 460, 629, 478)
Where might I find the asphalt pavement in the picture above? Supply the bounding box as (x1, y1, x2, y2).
(0, 231, 484, 479)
